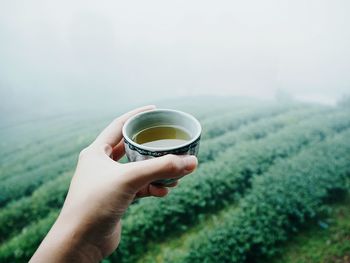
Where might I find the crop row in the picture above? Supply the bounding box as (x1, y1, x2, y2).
(0, 99, 248, 165)
(179, 129, 350, 263)
(0, 105, 314, 242)
(111, 110, 350, 263)
(0, 210, 59, 262)
(0, 104, 280, 181)
(0, 113, 96, 162)
(199, 103, 298, 140)
(0, 149, 79, 207)
(1, 123, 348, 263)
(0, 173, 71, 243)
(0, 117, 104, 180)
(0, 106, 336, 260)
(0, 103, 300, 207)
(198, 105, 328, 162)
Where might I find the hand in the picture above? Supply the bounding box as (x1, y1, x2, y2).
(30, 105, 198, 263)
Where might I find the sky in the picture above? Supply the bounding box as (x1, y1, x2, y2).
(0, 0, 349, 116)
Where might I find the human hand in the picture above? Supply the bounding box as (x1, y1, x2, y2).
(30, 105, 198, 262)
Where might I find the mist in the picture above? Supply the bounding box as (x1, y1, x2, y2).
(1, 0, 349, 118)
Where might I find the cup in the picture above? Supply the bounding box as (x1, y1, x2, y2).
(122, 109, 201, 185)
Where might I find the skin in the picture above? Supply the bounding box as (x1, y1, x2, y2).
(30, 105, 198, 262)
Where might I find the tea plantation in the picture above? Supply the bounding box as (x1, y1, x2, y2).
(0, 98, 349, 262)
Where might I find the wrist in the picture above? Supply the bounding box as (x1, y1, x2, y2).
(55, 207, 104, 262)
(31, 208, 103, 263)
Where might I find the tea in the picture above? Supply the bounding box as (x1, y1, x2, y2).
(133, 125, 191, 148)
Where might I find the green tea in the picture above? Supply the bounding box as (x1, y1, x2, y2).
(133, 125, 191, 148)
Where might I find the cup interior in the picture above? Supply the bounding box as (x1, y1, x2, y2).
(123, 109, 201, 151)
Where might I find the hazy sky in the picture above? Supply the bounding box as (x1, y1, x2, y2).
(0, 0, 349, 115)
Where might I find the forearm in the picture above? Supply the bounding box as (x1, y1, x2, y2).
(30, 210, 103, 263)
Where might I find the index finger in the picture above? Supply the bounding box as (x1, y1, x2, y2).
(94, 105, 156, 147)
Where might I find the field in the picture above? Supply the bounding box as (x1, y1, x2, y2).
(0, 97, 349, 263)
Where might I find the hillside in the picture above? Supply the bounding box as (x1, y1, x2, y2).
(0, 97, 349, 262)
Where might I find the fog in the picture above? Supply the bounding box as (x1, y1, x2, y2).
(0, 0, 349, 118)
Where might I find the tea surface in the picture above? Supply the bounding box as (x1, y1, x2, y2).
(133, 126, 191, 148)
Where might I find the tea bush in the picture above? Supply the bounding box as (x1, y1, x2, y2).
(0, 104, 311, 243)
(0, 101, 348, 263)
(0, 173, 71, 242)
(0, 103, 294, 207)
(110, 110, 350, 262)
(180, 130, 350, 263)
(0, 211, 59, 262)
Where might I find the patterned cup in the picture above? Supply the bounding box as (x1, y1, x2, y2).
(122, 109, 201, 185)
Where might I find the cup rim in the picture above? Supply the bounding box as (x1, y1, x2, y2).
(122, 108, 202, 152)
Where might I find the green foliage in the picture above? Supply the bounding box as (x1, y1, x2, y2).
(111, 110, 350, 263)
(0, 154, 77, 207)
(0, 103, 308, 257)
(0, 103, 303, 239)
(0, 103, 291, 208)
(0, 101, 349, 263)
(0, 211, 59, 262)
(180, 130, 350, 263)
(0, 106, 295, 242)
(270, 195, 350, 263)
(198, 105, 327, 162)
(200, 103, 294, 140)
(0, 173, 71, 242)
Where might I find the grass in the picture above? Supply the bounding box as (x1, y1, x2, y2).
(270, 195, 350, 263)
(137, 204, 238, 263)
(138, 194, 350, 263)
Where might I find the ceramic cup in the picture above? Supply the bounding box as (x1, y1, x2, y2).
(122, 109, 201, 185)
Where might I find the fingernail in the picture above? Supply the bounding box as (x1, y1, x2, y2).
(182, 155, 198, 173)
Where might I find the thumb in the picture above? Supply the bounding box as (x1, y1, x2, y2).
(122, 155, 197, 189)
